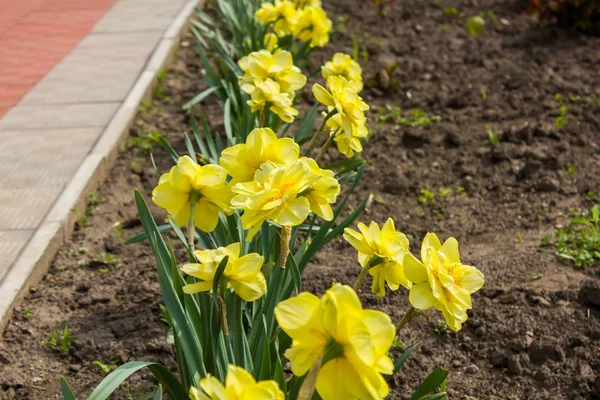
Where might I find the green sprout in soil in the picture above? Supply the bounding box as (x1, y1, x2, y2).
(378, 106, 440, 128)
(555, 93, 568, 129)
(418, 189, 436, 205)
(434, 319, 450, 335)
(455, 186, 466, 196)
(70, 208, 90, 229)
(481, 89, 488, 100)
(127, 131, 161, 153)
(438, 187, 452, 198)
(113, 221, 124, 241)
(95, 252, 121, 267)
(555, 204, 600, 268)
(444, 7, 458, 17)
(566, 165, 576, 176)
(153, 69, 167, 99)
(21, 308, 33, 320)
(466, 16, 485, 37)
(531, 273, 543, 280)
(392, 339, 405, 350)
(486, 125, 499, 145)
(44, 321, 76, 353)
(93, 360, 117, 376)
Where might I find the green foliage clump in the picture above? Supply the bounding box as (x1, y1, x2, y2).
(555, 204, 600, 268)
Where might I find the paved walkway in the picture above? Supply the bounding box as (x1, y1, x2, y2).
(0, 0, 199, 325)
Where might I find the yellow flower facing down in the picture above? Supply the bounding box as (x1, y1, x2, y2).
(219, 127, 299, 185)
(275, 283, 395, 400)
(292, 6, 332, 47)
(181, 243, 266, 302)
(313, 76, 369, 157)
(255, 0, 298, 37)
(322, 53, 363, 92)
(302, 157, 340, 221)
(189, 364, 284, 400)
(264, 32, 279, 52)
(343, 218, 411, 297)
(238, 50, 306, 95)
(152, 156, 232, 232)
(324, 112, 368, 158)
(404, 233, 485, 331)
(246, 79, 299, 123)
(230, 160, 317, 240)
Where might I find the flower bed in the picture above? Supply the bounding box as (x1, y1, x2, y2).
(1, 0, 600, 399)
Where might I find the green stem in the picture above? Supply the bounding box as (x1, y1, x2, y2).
(279, 226, 292, 269)
(353, 264, 370, 292)
(353, 255, 384, 292)
(298, 352, 324, 400)
(314, 134, 333, 162)
(259, 109, 266, 128)
(187, 192, 200, 250)
(396, 306, 416, 332)
(306, 109, 337, 157)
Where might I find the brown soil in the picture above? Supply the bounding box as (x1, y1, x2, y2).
(2, 1, 600, 399)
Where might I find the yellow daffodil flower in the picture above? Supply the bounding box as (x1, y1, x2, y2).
(275, 283, 395, 400)
(181, 243, 266, 302)
(152, 156, 232, 232)
(231, 160, 317, 240)
(238, 50, 306, 95)
(246, 78, 299, 123)
(343, 218, 411, 296)
(324, 112, 368, 158)
(264, 32, 279, 52)
(313, 76, 369, 157)
(404, 233, 485, 331)
(292, 6, 332, 47)
(255, 0, 298, 37)
(219, 127, 299, 185)
(322, 53, 364, 92)
(189, 364, 284, 400)
(301, 157, 340, 221)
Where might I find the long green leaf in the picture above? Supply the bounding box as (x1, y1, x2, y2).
(183, 86, 219, 110)
(410, 367, 450, 400)
(88, 361, 187, 400)
(385, 344, 419, 381)
(59, 377, 77, 400)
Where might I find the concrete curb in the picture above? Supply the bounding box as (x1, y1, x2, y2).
(0, 0, 202, 331)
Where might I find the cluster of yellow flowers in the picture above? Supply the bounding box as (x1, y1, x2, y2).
(255, 0, 332, 48)
(344, 219, 485, 332)
(238, 50, 306, 123)
(152, 127, 340, 240)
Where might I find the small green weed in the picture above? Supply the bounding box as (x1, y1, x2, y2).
(127, 131, 161, 153)
(418, 189, 436, 205)
(566, 165, 576, 176)
(153, 69, 167, 99)
(378, 106, 440, 128)
(434, 319, 450, 335)
(70, 208, 89, 228)
(438, 187, 452, 198)
(444, 7, 458, 17)
(95, 253, 121, 267)
(113, 221, 123, 241)
(21, 308, 33, 320)
(466, 16, 485, 37)
(486, 125, 499, 145)
(555, 204, 600, 268)
(44, 321, 76, 353)
(531, 273, 543, 280)
(93, 360, 117, 376)
(555, 93, 568, 129)
(392, 339, 405, 350)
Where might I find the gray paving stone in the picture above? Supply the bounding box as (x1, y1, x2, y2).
(0, 230, 34, 282)
(20, 32, 163, 104)
(92, 0, 187, 33)
(0, 187, 64, 230)
(0, 103, 119, 130)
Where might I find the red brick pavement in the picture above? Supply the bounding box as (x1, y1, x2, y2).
(0, 0, 117, 117)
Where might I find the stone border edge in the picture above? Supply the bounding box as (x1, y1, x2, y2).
(0, 0, 203, 331)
